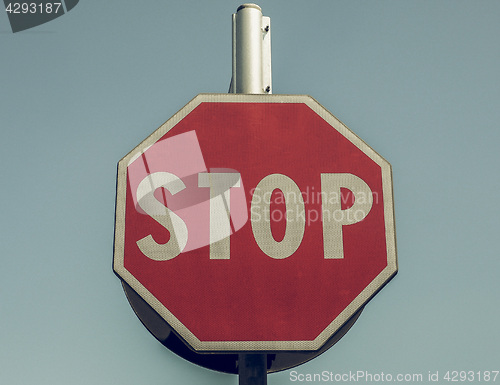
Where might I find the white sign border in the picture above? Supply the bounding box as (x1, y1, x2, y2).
(113, 93, 398, 352)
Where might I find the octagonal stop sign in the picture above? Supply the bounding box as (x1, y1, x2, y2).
(113, 94, 397, 352)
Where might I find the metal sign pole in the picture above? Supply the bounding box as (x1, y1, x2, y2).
(231, 3, 271, 385)
(230, 3, 271, 94)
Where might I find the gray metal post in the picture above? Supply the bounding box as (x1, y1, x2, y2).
(232, 4, 270, 385)
(230, 3, 272, 94)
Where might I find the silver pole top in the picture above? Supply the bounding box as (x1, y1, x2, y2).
(237, 3, 262, 12)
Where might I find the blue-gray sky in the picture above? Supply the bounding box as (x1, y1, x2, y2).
(1, 1, 499, 384)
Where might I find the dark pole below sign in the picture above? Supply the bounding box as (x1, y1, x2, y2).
(239, 354, 267, 385)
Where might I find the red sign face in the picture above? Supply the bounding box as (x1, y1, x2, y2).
(114, 94, 397, 351)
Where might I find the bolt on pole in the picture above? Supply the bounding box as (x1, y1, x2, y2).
(231, 3, 271, 385)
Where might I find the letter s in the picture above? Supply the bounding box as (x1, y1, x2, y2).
(136, 172, 188, 261)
